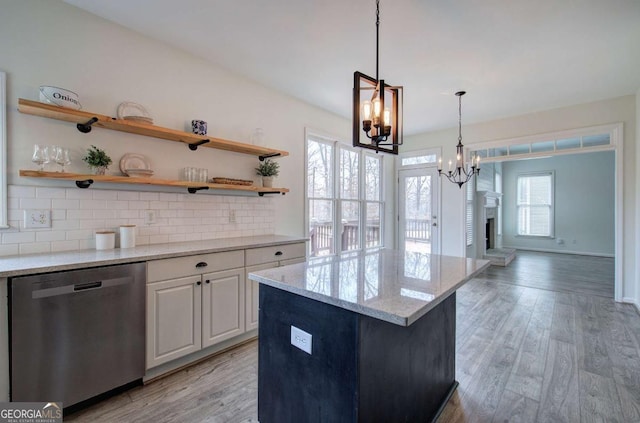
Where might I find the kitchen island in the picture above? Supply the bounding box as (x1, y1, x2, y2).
(249, 249, 490, 423)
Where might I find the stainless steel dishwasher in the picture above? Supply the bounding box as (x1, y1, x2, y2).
(10, 262, 146, 408)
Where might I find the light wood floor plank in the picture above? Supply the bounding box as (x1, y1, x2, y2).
(492, 388, 540, 423)
(538, 339, 580, 422)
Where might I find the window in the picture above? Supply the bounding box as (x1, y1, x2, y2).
(307, 133, 384, 257)
(517, 172, 554, 237)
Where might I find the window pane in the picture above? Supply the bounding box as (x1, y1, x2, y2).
(531, 140, 555, 153)
(556, 137, 580, 150)
(401, 154, 436, 166)
(509, 144, 530, 155)
(309, 199, 334, 256)
(365, 155, 381, 201)
(365, 202, 382, 248)
(494, 146, 508, 157)
(582, 134, 610, 147)
(340, 149, 359, 199)
(341, 200, 360, 251)
(307, 140, 333, 198)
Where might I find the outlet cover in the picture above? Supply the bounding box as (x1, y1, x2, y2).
(291, 325, 312, 354)
(24, 209, 51, 228)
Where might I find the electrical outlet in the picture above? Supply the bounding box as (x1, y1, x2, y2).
(291, 325, 312, 354)
(24, 210, 51, 228)
(229, 209, 237, 224)
(145, 210, 157, 225)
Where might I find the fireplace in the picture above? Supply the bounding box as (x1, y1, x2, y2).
(475, 191, 515, 266)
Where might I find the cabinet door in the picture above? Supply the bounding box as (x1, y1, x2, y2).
(280, 257, 307, 267)
(202, 269, 246, 348)
(146, 276, 202, 369)
(245, 263, 279, 331)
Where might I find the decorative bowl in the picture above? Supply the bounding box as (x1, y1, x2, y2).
(39, 86, 82, 110)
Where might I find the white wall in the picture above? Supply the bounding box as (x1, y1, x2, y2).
(501, 151, 615, 256)
(0, 0, 362, 248)
(636, 88, 640, 310)
(405, 95, 636, 301)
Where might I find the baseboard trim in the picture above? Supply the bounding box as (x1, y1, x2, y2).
(501, 246, 614, 258)
(621, 297, 640, 314)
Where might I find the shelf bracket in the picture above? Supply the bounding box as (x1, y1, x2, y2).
(76, 117, 99, 134)
(75, 179, 94, 189)
(188, 139, 210, 151)
(187, 186, 209, 194)
(258, 191, 282, 197)
(259, 152, 281, 162)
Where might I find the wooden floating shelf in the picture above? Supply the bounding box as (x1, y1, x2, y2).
(19, 170, 289, 196)
(17, 99, 289, 159)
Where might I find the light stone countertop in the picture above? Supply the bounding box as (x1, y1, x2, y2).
(0, 235, 306, 278)
(249, 249, 490, 326)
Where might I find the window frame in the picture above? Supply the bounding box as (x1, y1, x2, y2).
(305, 129, 384, 257)
(516, 171, 555, 238)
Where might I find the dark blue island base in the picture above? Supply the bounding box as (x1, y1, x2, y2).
(258, 285, 457, 423)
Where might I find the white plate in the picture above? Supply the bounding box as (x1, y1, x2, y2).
(125, 169, 154, 178)
(117, 102, 151, 120)
(119, 153, 151, 174)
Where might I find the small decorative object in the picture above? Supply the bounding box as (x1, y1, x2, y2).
(117, 102, 153, 124)
(82, 145, 112, 175)
(191, 120, 207, 135)
(95, 231, 115, 250)
(31, 144, 49, 171)
(39, 86, 82, 110)
(119, 225, 136, 248)
(53, 146, 71, 172)
(255, 159, 280, 188)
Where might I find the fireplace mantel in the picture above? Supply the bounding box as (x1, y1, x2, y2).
(477, 191, 502, 208)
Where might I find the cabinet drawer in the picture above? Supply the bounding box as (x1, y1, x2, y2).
(245, 242, 306, 266)
(148, 250, 244, 282)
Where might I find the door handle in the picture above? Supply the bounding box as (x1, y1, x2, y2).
(205, 280, 210, 284)
(195, 262, 208, 268)
(432, 223, 437, 227)
(275, 251, 283, 256)
(196, 281, 202, 286)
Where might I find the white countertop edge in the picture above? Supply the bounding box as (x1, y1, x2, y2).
(250, 259, 491, 327)
(0, 235, 307, 278)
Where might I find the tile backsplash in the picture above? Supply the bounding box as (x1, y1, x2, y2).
(1, 185, 275, 257)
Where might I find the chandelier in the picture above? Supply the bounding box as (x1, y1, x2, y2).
(438, 91, 480, 187)
(353, 0, 403, 155)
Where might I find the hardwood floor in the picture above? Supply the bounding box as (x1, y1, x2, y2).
(67, 253, 638, 422)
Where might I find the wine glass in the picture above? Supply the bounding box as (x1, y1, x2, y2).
(55, 147, 71, 172)
(31, 144, 49, 171)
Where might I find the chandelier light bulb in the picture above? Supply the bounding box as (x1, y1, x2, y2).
(362, 101, 372, 120)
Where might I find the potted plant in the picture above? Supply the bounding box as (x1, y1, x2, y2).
(82, 145, 112, 175)
(255, 159, 280, 188)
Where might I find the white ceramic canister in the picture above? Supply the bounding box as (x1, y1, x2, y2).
(95, 231, 116, 250)
(120, 225, 136, 248)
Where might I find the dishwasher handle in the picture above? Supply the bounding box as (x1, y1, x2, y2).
(74, 281, 103, 291)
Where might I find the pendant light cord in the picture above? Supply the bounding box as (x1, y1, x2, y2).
(376, 0, 380, 82)
(458, 94, 462, 144)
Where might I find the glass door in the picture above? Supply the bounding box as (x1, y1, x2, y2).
(398, 168, 439, 254)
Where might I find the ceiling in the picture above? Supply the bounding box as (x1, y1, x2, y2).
(64, 0, 640, 135)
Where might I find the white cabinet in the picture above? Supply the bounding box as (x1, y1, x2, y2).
(146, 251, 244, 369)
(244, 242, 306, 331)
(202, 269, 245, 348)
(146, 276, 202, 368)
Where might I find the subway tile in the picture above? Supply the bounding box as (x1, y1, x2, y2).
(149, 201, 169, 210)
(158, 210, 177, 218)
(36, 187, 66, 199)
(66, 229, 94, 241)
(110, 200, 129, 210)
(79, 220, 109, 229)
(7, 209, 22, 222)
(158, 193, 178, 202)
(7, 198, 19, 210)
(52, 199, 80, 209)
(93, 209, 117, 219)
(92, 190, 118, 200)
(51, 240, 79, 252)
(0, 244, 19, 257)
(117, 191, 140, 201)
(149, 234, 169, 244)
(168, 234, 187, 242)
(117, 210, 139, 219)
(19, 242, 51, 255)
(138, 226, 159, 236)
(66, 189, 93, 200)
(140, 192, 159, 201)
(184, 233, 202, 242)
(128, 201, 150, 210)
(36, 231, 66, 242)
(52, 219, 80, 230)
(136, 235, 150, 246)
(78, 239, 96, 250)
(105, 219, 129, 228)
(79, 199, 107, 210)
(3, 231, 36, 244)
(20, 198, 51, 209)
(8, 186, 35, 199)
(67, 210, 94, 220)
